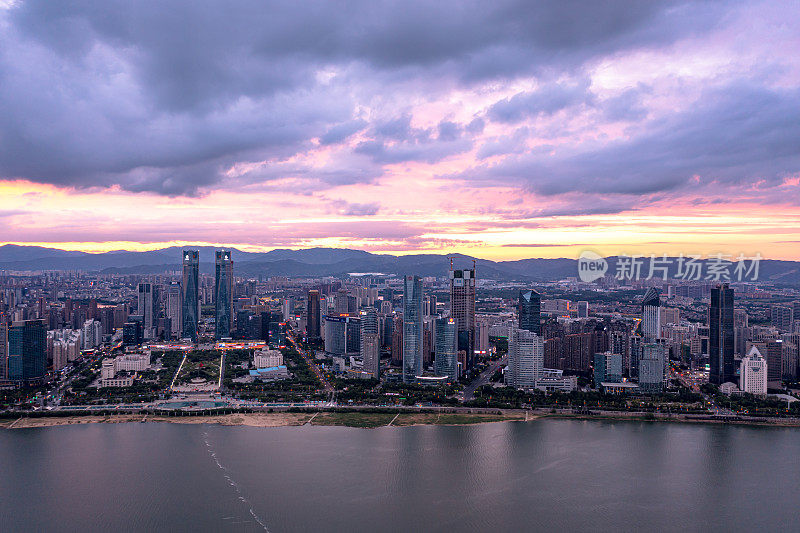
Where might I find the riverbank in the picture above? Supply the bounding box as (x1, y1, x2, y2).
(3, 409, 799, 429)
(0, 411, 529, 429)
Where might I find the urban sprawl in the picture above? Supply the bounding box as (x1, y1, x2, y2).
(2, 249, 800, 424)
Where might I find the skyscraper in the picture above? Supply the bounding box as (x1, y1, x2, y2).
(450, 260, 476, 369)
(215, 250, 234, 340)
(8, 319, 46, 386)
(641, 287, 661, 341)
(506, 327, 543, 389)
(0, 316, 8, 381)
(361, 307, 380, 378)
(181, 250, 200, 341)
(307, 289, 321, 338)
(434, 317, 458, 381)
(402, 275, 423, 383)
(137, 282, 155, 338)
(166, 281, 182, 338)
(518, 289, 541, 335)
(709, 283, 735, 385)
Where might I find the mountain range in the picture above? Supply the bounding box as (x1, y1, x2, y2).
(0, 244, 798, 284)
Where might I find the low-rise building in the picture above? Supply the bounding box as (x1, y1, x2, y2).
(248, 365, 289, 381)
(254, 349, 283, 368)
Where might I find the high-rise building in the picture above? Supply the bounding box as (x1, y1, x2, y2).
(82, 319, 102, 350)
(0, 317, 8, 381)
(215, 250, 234, 340)
(518, 289, 541, 335)
(391, 316, 403, 365)
(638, 343, 666, 393)
(593, 351, 623, 387)
(764, 340, 783, 389)
(324, 315, 359, 355)
(282, 297, 294, 322)
(8, 319, 46, 386)
(361, 307, 380, 378)
(506, 328, 543, 389)
(181, 250, 200, 341)
(402, 275, 423, 383)
(709, 283, 735, 385)
(474, 316, 490, 354)
(434, 317, 458, 381)
(307, 290, 321, 338)
(641, 287, 661, 341)
(450, 261, 476, 368)
(577, 301, 589, 319)
(137, 282, 155, 338)
(166, 281, 181, 338)
(334, 289, 350, 314)
(771, 305, 793, 332)
(740, 346, 767, 395)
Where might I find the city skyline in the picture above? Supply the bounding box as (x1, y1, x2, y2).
(1, 1, 799, 260)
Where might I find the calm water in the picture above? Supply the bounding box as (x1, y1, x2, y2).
(1, 420, 798, 532)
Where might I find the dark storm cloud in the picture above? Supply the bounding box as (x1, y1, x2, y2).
(0, 1, 733, 195)
(463, 82, 800, 197)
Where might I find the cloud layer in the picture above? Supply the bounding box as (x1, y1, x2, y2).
(1, 0, 799, 258)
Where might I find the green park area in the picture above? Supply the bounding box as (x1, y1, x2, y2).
(173, 350, 223, 387)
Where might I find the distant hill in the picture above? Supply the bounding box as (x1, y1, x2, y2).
(1, 244, 798, 284)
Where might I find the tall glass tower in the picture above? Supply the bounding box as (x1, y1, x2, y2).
(434, 317, 458, 381)
(709, 283, 735, 385)
(8, 319, 46, 386)
(403, 275, 423, 383)
(518, 289, 541, 335)
(360, 307, 380, 378)
(180, 250, 200, 341)
(641, 287, 661, 342)
(449, 259, 476, 369)
(215, 250, 234, 340)
(307, 289, 321, 338)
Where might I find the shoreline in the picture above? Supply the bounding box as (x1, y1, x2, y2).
(2, 410, 799, 429)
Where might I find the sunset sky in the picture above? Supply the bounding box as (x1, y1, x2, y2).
(1, 1, 799, 261)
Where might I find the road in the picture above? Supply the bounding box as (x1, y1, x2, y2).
(287, 334, 332, 392)
(45, 343, 114, 407)
(462, 355, 507, 401)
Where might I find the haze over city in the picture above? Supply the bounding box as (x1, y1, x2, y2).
(1, 0, 799, 260)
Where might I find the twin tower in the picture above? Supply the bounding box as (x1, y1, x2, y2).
(180, 250, 233, 341)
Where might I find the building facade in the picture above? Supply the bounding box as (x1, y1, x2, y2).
(450, 262, 476, 369)
(434, 317, 458, 381)
(307, 289, 321, 338)
(214, 250, 234, 340)
(740, 346, 767, 395)
(8, 319, 47, 386)
(507, 328, 543, 389)
(180, 250, 200, 341)
(518, 289, 541, 335)
(709, 283, 735, 385)
(402, 275, 423, 383)
(641, 287, 661, 341)
(361, 307, 380, 379)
